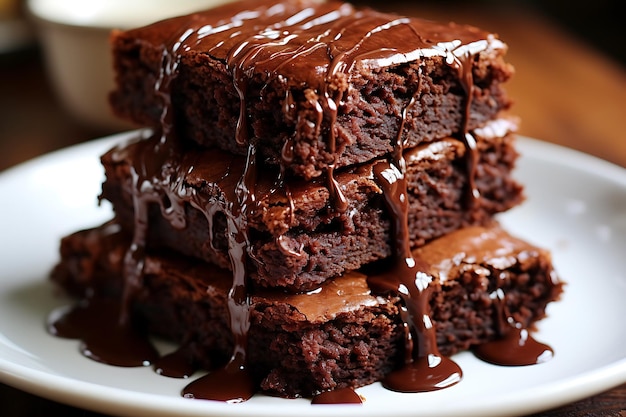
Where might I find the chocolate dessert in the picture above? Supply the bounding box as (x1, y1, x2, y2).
(48, 0, 563, 403)
(101, 118, 522, 291)
(51, 222, 562, 398)
(109, 0, 513, 179)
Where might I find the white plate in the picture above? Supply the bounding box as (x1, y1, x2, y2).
(0, 131, 625, 417)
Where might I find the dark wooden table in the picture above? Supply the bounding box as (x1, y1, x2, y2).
(1, 1, 625, 416)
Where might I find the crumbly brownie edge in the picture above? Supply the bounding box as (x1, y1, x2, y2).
(100, 130, 523, 290)
(50, 223, 563, 397)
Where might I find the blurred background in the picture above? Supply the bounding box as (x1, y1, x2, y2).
(0, 0, 624, 415)
(514, 0, 623, 65)
(412, 0, 624, 65)
(0, 0, 624, 172)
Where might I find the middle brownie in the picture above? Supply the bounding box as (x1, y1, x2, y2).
(101, 118, 523, 291)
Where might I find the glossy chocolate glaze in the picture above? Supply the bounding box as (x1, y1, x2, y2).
(48, 0, 555, 404)
(123, 0, 504, 199)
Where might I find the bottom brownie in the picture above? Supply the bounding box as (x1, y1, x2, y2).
(50, 221, 563, 398)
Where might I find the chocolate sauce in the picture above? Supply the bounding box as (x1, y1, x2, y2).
(178, 143, 258, 400)
(154, 346, 198, 378)
(474, 328, 554, 366)
(311, 387, 363, 405)
(473, 287, 554, 365)
(182, 360, 255, 403)
(47, 0, 555, 403)
(367, 160, 462, 392)
(120, 134, 177, 326)
(47, 297, 158, 367)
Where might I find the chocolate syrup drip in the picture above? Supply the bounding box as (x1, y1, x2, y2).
(182, 361, 256, 403)
(154, 346, 198, 378)
(474, 328, 553, 366)
(362, 33, 501, 392)
(47, 298, 159, 367)
(368, 159, 462, 392)
(121, 178, 147, 326)
(50, 132, 183, 368)
(473, 288, 554, 365)
(121, 10, 267, 401)
(311, 387, 363, 405)
(121, 132, 185, 325)
(449, 50, 480, 204)
(181, 142, 258, 402)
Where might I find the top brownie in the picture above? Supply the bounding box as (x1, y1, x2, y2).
(110, 0, 514, 179)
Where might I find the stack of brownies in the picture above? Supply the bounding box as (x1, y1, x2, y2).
(51, 0, 563, 402)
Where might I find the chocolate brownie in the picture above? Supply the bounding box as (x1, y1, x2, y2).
(46, 0, 565, 402)
(109, 0, 514, 179)
(100, 118, 523, 291)
(50, 222, 563, 398)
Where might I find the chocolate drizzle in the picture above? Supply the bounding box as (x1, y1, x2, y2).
(47, 297, 159, 367)
(181, 141, 258, 402)
(154, 346, 197, 378)
(311, 387, 363, 404)
(46, 0, 558, 404)
(365, 81, 463, 390)
(474, 326, 554, 366)
(473, 288, 554, 365)
(416, 225, 561, 367)
(367, 159, 463, 392)
(449, 50, 481, 204)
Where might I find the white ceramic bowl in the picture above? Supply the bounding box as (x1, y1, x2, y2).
(26, 0, 235, 131)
